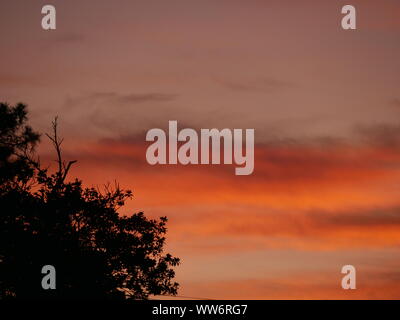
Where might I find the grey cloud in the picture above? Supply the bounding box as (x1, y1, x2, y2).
(117, 93, 178, 104)
(216, 77, 294, 93)
(355, 123, 400, 148)
(311, 207, 400, 228)
(66, 92, 178, 108)
(391, 98, 400, 108)
(0, 74, 42, 87)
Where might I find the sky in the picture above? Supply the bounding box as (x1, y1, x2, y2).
(1, 0, 400, 299)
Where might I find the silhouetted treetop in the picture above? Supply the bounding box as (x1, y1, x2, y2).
(0, 102, 179, 300)
(0, 102, 39, 187)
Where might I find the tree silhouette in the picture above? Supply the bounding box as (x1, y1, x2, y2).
(0, 103, 179, 300)
(0, 102, 39, 188)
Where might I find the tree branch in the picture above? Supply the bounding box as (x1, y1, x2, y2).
(46, 117, 77, 184)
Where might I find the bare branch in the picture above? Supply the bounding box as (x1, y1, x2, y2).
(46, 117, 77, 184)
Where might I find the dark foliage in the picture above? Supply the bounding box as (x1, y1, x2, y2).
(0, 103, 179, 300)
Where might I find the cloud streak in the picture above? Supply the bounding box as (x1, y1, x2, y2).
(216, 77, 294, 93)
(37, 132, 400, 256)
(65, 91, 178, 108)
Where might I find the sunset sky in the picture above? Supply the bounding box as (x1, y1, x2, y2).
(1, 0, 400, 299)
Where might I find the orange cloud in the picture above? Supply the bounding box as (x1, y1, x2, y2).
(38, 137, 400, 253)
(180, 270, 400, 300)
